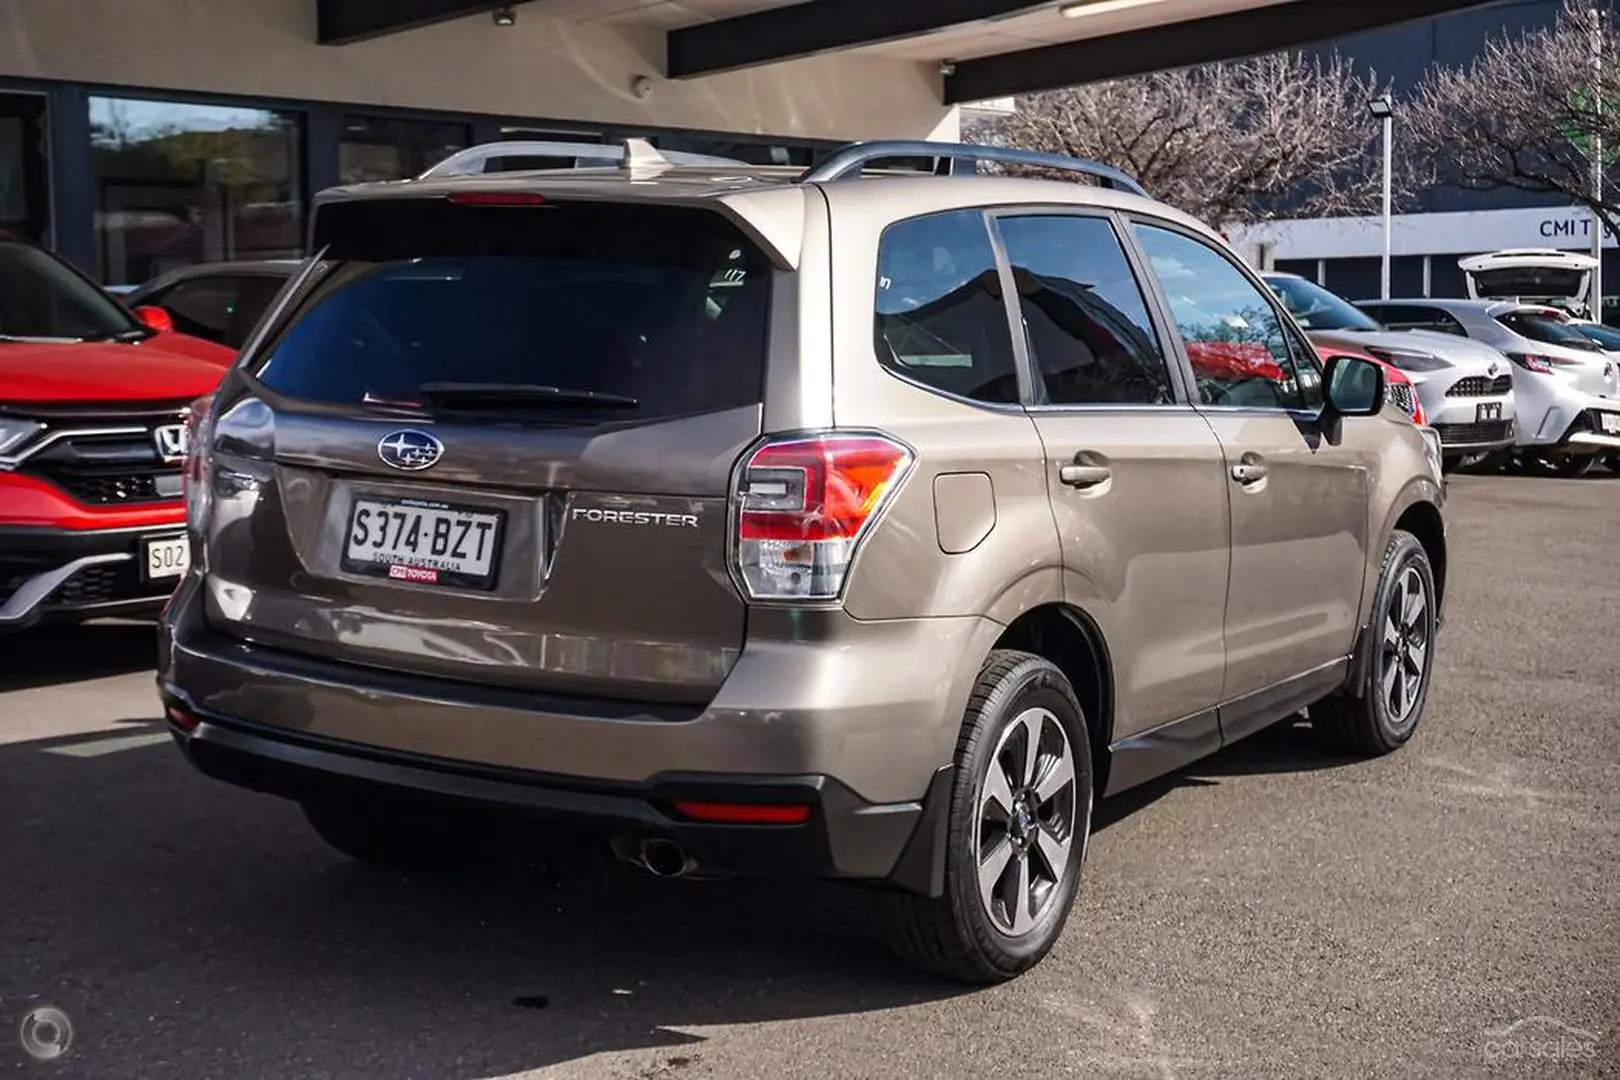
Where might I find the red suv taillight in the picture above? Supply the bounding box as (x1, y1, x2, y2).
(734, 432, 913, 601)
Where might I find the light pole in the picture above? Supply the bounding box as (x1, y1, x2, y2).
(1368, 95, 1395, 300)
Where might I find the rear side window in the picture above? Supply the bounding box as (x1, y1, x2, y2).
(252, 200, 770, 421)
(1497, 311, 1604, 351)
(874, 209, 1020, 405)
(995, 214, 1173, 405)
(1362, 304, 1467, 336)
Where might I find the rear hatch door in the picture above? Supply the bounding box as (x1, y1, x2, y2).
(205, 195, 777, 704)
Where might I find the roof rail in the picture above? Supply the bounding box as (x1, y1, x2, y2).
(416, 137, 744, 180)
(796, 139, 1147, 196)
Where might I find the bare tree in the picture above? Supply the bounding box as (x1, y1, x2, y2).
(967, 52, 1389, 227)
(1402, 1, 1620, 239)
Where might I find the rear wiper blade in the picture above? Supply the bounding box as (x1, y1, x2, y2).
(415, 382, 640, 409)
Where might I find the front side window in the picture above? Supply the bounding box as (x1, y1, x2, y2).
(89, 97, 303, 286)
(253, 200, 769, 423)
(996, 214, 1174, 406)
(152, 275, 240, 343)
(1132, 223, 1318, 411)
(874, 209, 1020, 405)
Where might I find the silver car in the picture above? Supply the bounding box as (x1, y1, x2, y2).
(1263, 274, 1516, 469)
(1358, 298, 1620, 477)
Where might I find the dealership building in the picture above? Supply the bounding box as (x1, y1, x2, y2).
(2, 0, 1490, 287)
(1229, 0, 1619, 304)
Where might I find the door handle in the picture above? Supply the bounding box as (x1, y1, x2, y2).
(1230, 462, 1267, 484)
(1059, 464, 1112, 488)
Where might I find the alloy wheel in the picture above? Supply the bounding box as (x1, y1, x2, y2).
(973, 707, 1084, 937)
(1379, 566, 1431, 727)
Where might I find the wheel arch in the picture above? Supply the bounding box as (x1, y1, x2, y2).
(989, 602, 1117, 798)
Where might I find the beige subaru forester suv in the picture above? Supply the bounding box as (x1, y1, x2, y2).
(159, 138, 1448, 984)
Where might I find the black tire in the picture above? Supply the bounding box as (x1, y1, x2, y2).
(1311, 529, 1438, 756)
(874, 650, 1094, 984)
(301, 798, 480, 872)
(1525, 452, 1598, 478)
(1607, 453, 1620, 475)
(1461, 450, 1511, 475)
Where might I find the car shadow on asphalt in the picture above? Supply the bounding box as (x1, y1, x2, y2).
(0, 618, 158, 692)
(0, 735, 969, 1078)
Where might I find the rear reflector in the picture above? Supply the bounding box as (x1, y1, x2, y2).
(734, 432, 913, 601)
(670, 800, 814, 825)
(165, 705, 200, 733)
(446, 191, 546, 206)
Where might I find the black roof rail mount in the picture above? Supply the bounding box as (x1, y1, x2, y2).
(796, 139, 1147, 196)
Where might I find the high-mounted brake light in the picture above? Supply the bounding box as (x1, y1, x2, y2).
(446, 191, 546, 206)
(733, 432, 913, 601)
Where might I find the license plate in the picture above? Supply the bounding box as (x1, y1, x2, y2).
(1476, 402, 1503, 422)
(1600, 411, 1620, 435)
(341, 496, 505, 590)
(144, 535, 190, 581)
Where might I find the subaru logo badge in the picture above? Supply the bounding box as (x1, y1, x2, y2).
(377, 429, 443, 471)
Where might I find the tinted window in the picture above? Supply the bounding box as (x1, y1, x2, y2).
(1359, 304, 1467, 336)
(1575, 321, 1620, 350)
(1132, 224, 1316, 410)
(255, 201, 769, 422)
(154, 275, 240, 343)
(875, 209, 1020, 405)
(1497, 311, 1605, 351)
(996, 215, 1173, 406)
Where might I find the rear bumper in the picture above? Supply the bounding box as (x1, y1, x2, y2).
(159, 581, 997, 893)
(162, 692, 952, 892)
(0, 523, 185, 630)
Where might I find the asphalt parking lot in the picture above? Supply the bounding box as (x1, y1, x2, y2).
(1, 471, 1616, 1079)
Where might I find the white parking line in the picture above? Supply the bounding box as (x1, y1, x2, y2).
(44, 732, 172, 758)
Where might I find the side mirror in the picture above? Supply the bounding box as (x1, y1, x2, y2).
(134, 305, 174, 333)
(1322, 354, 1386, 418)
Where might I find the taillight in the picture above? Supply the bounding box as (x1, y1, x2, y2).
(1508, 352, 1556, 373)
(733, 432, 913, 601)
(182, 393, 216, 533)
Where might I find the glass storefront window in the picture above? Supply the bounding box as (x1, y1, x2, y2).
(89, 97, 303, 286)
(339, 116, 470, 184)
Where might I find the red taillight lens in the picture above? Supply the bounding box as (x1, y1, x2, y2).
(446, 191, 546, 206)
(670, 801, 813, 825)
(734, 433, 912, 601)
(1509, 352, 1556, 374)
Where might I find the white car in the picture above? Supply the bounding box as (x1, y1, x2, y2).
(1358, 298, 1620, 477)
(1263, 274, 1516, 469)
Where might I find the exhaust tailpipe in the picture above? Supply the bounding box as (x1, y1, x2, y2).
(639, 838, 697, 878)
(610, 832, 705, 879)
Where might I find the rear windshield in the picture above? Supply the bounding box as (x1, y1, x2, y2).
(250, 200, 771, 421)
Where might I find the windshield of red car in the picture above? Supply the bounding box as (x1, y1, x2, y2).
(0, 241, 141, 341)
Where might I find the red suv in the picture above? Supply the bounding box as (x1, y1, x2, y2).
(1, 237, 236, 630)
